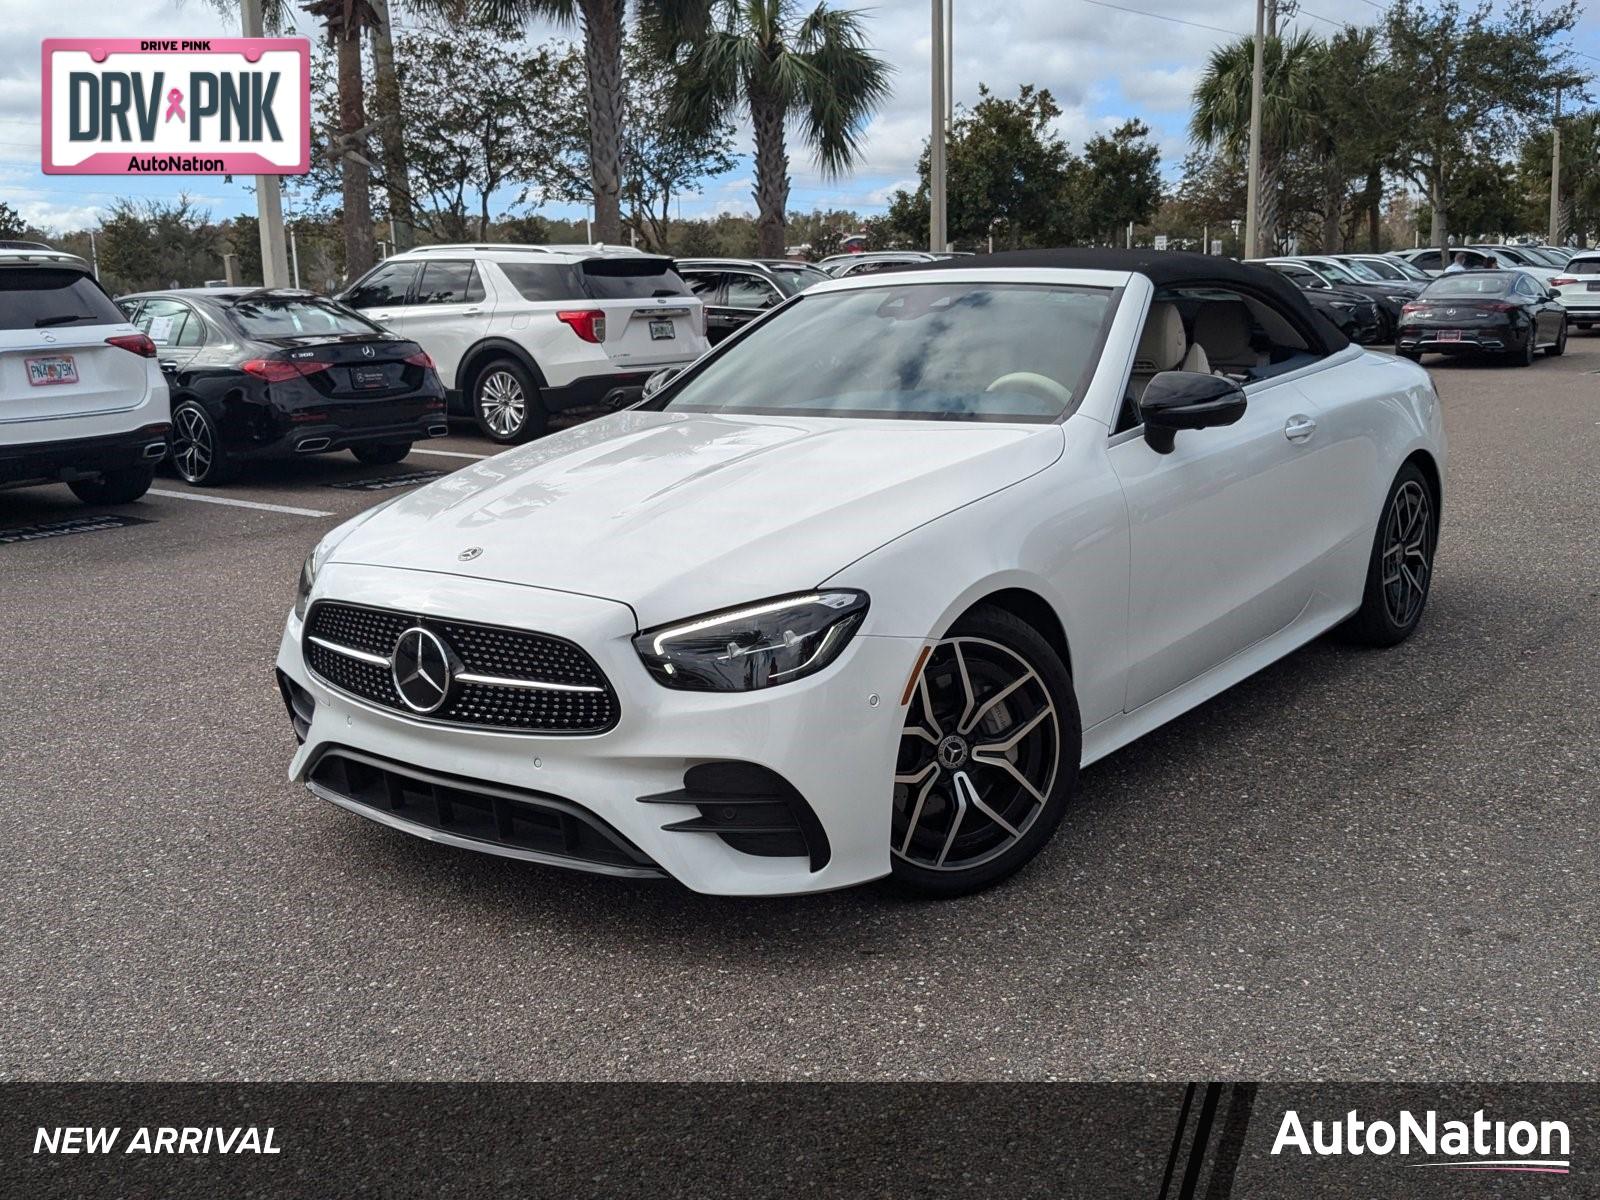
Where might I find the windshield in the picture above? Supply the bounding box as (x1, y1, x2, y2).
(1336, 259, 1384, 282)
(229, 297, 380, 338)
(1309, 260, 1360, 285)
(1387, 258, 1431, 282)
(648, 281, 1117, 423)
(771, 265, 830, 295)
(1423, 273, 1515, 297)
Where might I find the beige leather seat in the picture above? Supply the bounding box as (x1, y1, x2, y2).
(1129, 302, 1209, 402)
(1192, 300, 1260, 377)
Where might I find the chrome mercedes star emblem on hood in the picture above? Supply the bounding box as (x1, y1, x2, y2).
(391, 626, 453, 713)
(458, 547, 483, 561)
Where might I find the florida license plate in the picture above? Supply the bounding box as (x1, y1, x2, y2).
(649, 319, 675, 341)
(1435, 330, 1462, 342)
(26, 354, 78, 386)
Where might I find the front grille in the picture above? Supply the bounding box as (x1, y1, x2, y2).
(309, 747, 661, 877)
(304, 600, 618, 734)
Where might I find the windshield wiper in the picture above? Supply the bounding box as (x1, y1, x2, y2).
(35, 314, 90, 327)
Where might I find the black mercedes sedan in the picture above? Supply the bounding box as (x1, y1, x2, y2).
(1395, 270, 1568, 365)
(116, 288, 448, 485)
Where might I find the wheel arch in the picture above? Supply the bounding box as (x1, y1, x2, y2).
(949, 586, 1074, 680)
(1402, 447, 1443, 524)
(455, 338, 548, 396)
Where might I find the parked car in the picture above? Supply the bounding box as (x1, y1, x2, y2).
(0, 246, 169, 505)
(278, 248, 1445, 897)
(116, 288, 448, 486)
(1391, 247, 1497, 276)
(1550, 251, 1600, 331)
(1334, 253, 1434, 285)
(1395, 269, 1568, 364)
(1247, 259, 1384, 342)
(1464, 244, 1562, 285)
(675, 258, 831, 344)
(1271, 256, 1423, 336)
(815, 250, 942, 274)
(337, 244, 709, 444)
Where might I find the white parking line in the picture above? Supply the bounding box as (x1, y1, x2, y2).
(411, 447, 491, 460)
(148, 489, 335, 518)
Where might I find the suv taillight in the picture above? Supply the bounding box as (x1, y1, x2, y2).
(1552, 276, 1577, 287)
(557, 309, 606, 343)
(242, 359, 332, 382)
(106, 333, 157, 358)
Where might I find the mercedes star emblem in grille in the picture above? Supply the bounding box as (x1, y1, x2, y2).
(392, 626, 454, 713)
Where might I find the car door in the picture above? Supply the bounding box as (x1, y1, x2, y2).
(339, 260, 419, 331)
(390, 260, 489, 386)
(132, 297, 206, 377)
(679, 270, 734, 343)
(720, 271, 784, 338)
(1108, 309, 1344, 712)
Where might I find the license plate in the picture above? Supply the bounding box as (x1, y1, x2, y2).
(26, 355, 78, 386)
(1587, 281, 1600, 291)
(649, 319, 676, 341)
(352, 366, 387, 389)
(1435, 330, 1462, 342)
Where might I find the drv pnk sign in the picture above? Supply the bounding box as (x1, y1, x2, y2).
(42, 38, 309, 175)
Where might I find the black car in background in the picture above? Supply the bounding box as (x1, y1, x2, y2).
(1395, 270, 1568, 365)
(116, 288, 448, 485)
(1249, 259, 1391, 342)
(675, 258, 831, 344)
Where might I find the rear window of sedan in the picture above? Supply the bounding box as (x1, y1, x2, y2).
(228, 297, 381, 338)
(649, 282, 1118, 423)
(1423, 274, 1516, 297)
(1, 266, 126, 330)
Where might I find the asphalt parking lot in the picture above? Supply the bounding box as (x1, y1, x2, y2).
(3, 342, 1597, 1083)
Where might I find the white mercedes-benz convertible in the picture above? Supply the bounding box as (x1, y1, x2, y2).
(276, 249, 1445, 897)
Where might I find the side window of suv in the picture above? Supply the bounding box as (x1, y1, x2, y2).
(415, 260, 480, 305)
(343, 262, 417, 309)
(496, 261, 586, 302)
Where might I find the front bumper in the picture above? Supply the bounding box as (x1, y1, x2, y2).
(0, 422, 170, 489)
(276, 563, 922, 895)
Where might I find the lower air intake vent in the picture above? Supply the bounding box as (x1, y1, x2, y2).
(639, 761, 831, 871)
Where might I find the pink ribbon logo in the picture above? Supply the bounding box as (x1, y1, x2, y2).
(164, 88, 184, 123)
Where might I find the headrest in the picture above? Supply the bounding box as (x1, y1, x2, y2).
(1132, 302, 1185, 373)
(1192, 300, 1254, 358)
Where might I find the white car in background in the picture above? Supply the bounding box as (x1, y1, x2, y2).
(1549, 251, 1600, 330)
(278, 249, 1445, 897)
(0, 246, 170, 504)
(337, 244, 708, 444)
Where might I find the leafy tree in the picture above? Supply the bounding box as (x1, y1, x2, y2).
(659, 0, 892, 258)
(1383, 0, 1582, 257)
(0, 201, 25, 239)
(96, 198, 221, 295)
(1079, 119, 1163, 245)
(1516, 109, 1600, 245)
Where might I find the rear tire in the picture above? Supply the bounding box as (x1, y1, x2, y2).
(1339, 463, 1437, 648)
(1545, 320, 1567, 356)
(68, 464, 155, 506)
(351, 441, 412, 466)
(169, 401, 237, 486)
(889, 605, 1081, 897)
(1513, 328, 1537, 367)
(471, 358, 546, 444)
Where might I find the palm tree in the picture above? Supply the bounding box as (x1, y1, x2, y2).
(304, 0, 380, 273)
(658, 1, 891, 258)
(1190, 30, 1320, 255)
(481, 0, 629, 244)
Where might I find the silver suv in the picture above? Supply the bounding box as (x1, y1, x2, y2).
(339, 245, 709, 443)
(0, 247, 170, 504)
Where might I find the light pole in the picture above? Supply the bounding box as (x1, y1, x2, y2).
(1550, 86, 1563, 245)
(241, 0, 290, 287)
(1243, 0, 1265, 259)
(929, 0, 947, 254)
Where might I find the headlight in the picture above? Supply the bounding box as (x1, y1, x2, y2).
(634, 591, 869, 691)
(293, 549, 317, 620)
(1330, 301, 1356, 311)
(291, 495, 406, 620)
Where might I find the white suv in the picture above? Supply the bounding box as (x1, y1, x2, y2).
(338, 245, 708, 443)
(1551, 251, 1600, 331)
(0, 247, 170, 504)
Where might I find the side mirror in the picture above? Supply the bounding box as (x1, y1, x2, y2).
(1546, 288, 1561, 301)
(1141, 371, 1247, 455)
(642, 366, 681, 399)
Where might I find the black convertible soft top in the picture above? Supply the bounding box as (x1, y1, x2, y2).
(904, 247, 1351, 356)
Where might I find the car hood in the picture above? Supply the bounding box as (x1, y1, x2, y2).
(327, 410, 1065, 627)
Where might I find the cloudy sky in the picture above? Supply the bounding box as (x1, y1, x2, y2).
(4, 0, 1599, 232)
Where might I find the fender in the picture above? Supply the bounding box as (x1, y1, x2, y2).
(454, 337, 549, 395)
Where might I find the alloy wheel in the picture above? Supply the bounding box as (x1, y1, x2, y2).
(892, 637, 1060, 871)
(1380, 479, 1433, 628)
(171, 406, 214, 483)
(479, 370, 526, 438)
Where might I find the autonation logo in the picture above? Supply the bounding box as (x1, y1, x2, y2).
(1273, 1109, 1571, 1175)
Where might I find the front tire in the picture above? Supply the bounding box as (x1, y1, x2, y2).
(351, 441, 412, 466)
(471, 358, 546, 444)
(890, 605, 1081, 897)
(1340, 463, 1437, 647)
(169, 401, 236, 485)
(68, 463, 155, 506)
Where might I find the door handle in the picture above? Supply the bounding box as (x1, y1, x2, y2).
(1284, 415, 1317, 442)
